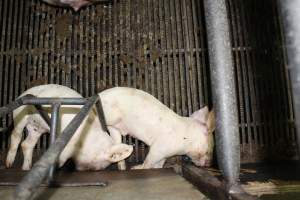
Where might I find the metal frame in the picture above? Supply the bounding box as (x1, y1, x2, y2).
(47, 102, 60, 183)
(203, 0, 241, 194)
(0, 93, 258, 200)
(278, 0, 300, 159)
(0, 94, 109, 200)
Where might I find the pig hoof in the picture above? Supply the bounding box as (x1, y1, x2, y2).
(131, 164, 144, 170)
(22, 164, 32, 171)
(6, 156, 15, 168)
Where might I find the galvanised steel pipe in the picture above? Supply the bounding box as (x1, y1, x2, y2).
(96, 99, 110, 133)
(14, 95, 99, 200)
(47, 103, 61, 183)
(278, 0, 300, 159)
(25, 94, 52, 126)
(22, 97, 89, 105)
(33, 104, 52, 126)
(203, 0, 241, 193)
(0, 96, 88, 117)
(0, 96, 25, 117)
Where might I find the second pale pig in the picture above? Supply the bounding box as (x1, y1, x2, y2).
(100, 87, 215, 169)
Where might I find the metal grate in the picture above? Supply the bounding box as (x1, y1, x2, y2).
(0, 0, 296, 167)
(227, 0, 296, 162)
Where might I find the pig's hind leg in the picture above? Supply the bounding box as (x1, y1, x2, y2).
(131, 145, 166, 169)
(152, 159, 166, 168)
(133, 159, 166, 169)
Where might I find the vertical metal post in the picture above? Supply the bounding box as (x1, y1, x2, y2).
(203, 0, 241, 193)
(278, 0, 300, 159)
(47, 102, 60, 183)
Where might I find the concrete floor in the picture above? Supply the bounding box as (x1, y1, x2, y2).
(0, 169, 208, 200)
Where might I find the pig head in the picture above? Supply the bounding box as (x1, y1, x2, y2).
(6, 84, 133, 171)
(99, 87, 216, 169)
(186, 107, 215, 167)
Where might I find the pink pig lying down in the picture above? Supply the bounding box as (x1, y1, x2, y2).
(99, 87, 216, 169)
(6, 84, 133, 171)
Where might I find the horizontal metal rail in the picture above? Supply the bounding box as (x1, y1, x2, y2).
(0, 94, 110, 136)
(0, 95, 89, 118)
(22, 97, 89, 105)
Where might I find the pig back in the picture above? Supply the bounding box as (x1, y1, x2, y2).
(99, 87, 185, 144)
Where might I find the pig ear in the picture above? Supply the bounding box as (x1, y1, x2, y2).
(190, 106, 209, 124)
(105, 144, 133, 163)
(207, 110, 216, 133)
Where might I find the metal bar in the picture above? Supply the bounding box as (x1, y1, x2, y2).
(47, 102, 60, 183)
(203, 0, 241, 193)
(0, 96, 88, 117)
(182, 164, 258, 200)
(175, 0, 186, 116)
(13, 95, 99, 200)
(22, 97, 88, 105)
(0, 181, 107, 187)
(0, 95, 24, 117)
(95, 98, 109, 133)
(18, 94, 53, 127)
(33, 105, 51, 127)
(278, 0, 300, 158)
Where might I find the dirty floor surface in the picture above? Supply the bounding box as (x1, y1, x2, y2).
(0, 169, 208, 200)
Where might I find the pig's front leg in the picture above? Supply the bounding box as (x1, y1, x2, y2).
(131, 146, 166, 169)
(108, 126, 127, 170)
(6, 116, 28, 168)
(21, 126, 44, 170)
